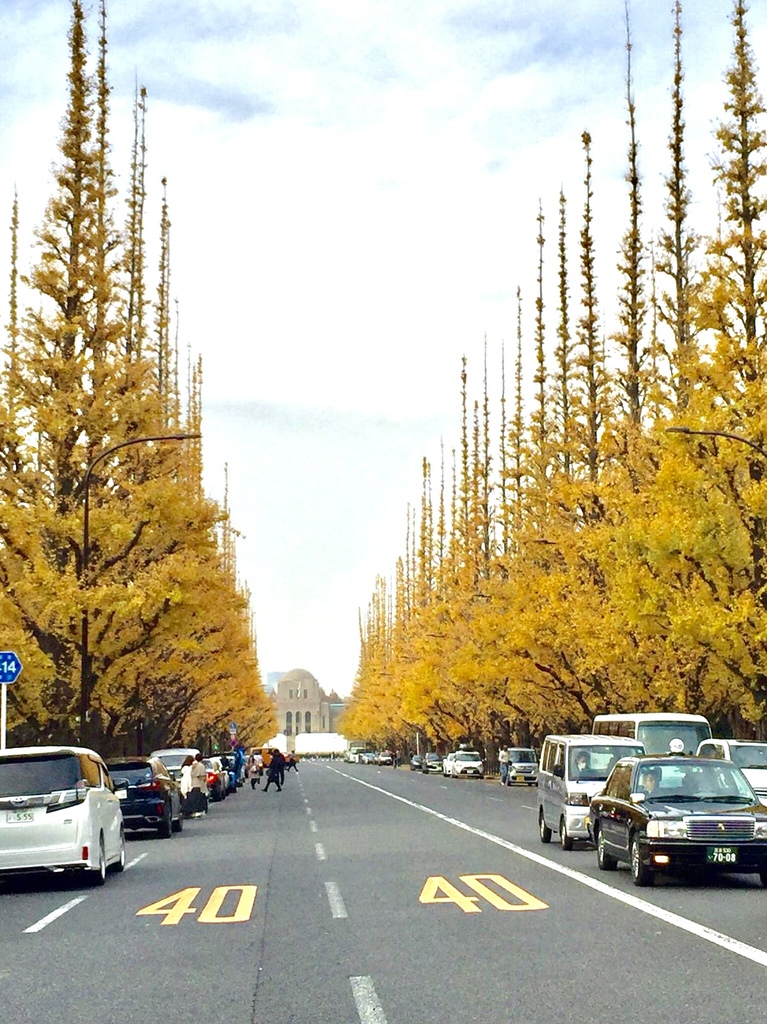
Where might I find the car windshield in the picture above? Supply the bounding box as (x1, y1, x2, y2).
(152, 752, 190, 769)
(636, 722, 710, 755)
(509, 750, 536, 763)
(425, 753, 440, 760)
(635, 761, 756, 803)
(455, 752, 481, 761)
(569, 744, 644, 782)
(732, 745, 767, 769)
(0, 753, 80, 797)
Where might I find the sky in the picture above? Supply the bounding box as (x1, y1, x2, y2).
(1, 0, 766, 697)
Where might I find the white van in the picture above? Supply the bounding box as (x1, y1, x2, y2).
(0, 746, 125, 884)
(592, 713, 711, 755)
(538, 735, 644, 850)
(696, 739, 767, 803)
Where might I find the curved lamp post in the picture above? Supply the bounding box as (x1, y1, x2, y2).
(666, 425, 767, 460)
(79, 432, 201, 745)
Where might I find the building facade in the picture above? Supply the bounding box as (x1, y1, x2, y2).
(272, 668, 345, 738)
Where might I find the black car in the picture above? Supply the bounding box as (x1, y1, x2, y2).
(106, 756, 184, 838)
(589, 754, 767, 887)
(421, 752, 443, 774)
(409, 754, 424, 771)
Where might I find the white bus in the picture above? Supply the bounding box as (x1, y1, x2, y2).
(591, 712, 712, 755)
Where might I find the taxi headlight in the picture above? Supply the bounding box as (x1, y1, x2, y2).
(646, 819, 687, 839)
(754, 820, 767, 839)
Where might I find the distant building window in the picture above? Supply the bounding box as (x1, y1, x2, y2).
(304, 689, 308, 699)
(322, 717, 326, 730)
(305, 711, 311, 733)
(285, 712, 292, 736)
(289, 689, 293, 699)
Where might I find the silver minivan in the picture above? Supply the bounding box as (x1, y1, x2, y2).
(0, 745, 125, 884)
(537, 734, 644, 850)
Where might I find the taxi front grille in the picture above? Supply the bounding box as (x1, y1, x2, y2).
(685, 817, 755, 841)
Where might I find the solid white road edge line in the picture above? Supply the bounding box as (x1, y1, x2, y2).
(24, 895, 88, 934)
(325, 880, 348, 919)
(330, 766, 767, 970)
(350, 975, 388, 1024)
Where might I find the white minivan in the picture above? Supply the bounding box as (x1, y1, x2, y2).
(592, 712, 711, 755)
(537, 734, 644, 850)
(696, 739, 767, 803)
(0, 745, 125, 885)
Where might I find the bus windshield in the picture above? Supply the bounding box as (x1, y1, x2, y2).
(637, 721, 711, 755)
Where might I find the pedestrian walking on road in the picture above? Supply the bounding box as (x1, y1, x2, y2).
(499, 746, 510, 786)
(285, 753, 299, 773)
(188, 752, 208, 816)
(263, 749, 284, 792)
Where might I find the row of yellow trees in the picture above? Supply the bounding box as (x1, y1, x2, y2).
(0, 1, 275, 754)
(342, 1, 767, 755)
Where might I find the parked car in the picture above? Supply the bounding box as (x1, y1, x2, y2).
(409, 754, 424, 771)
(449, 750, 485, 779)
(359, 751, 377, 765)
(203, 757, 228, 802)
(218, 753, 239, 794)
(0, 745, 125, 885)
(421, 752, 443, 774)
(696, 739, 767, 804)
(590, 754, 767, 887)
(149, 747, 201, 782)
(106, 756, 183, 838)
(376, 750, 394, 766)
(505, 747, 539, 786)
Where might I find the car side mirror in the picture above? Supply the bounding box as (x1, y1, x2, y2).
(630, 792, 646, 804)
(552, 765, 564, 779)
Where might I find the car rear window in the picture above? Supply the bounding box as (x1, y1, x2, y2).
(109, 765, 153, 785)
(0, 753, 80, 797)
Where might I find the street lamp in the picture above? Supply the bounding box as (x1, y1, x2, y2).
(666, 425, 767, 460)
(79, 432, 201, 745)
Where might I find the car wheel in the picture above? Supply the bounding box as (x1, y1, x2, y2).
(539, 809, 552, 844)
(630, 834, 654, 887)
(596, 828, 617, 871)
(172, 806, 183, 833)
(87, 835, 107, 887)
(760, 868, 767, 888)
(559, 817, 574, 851)
(158, 806, 172, 839)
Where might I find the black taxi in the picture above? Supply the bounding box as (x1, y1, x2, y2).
(589, 754, 767, 886)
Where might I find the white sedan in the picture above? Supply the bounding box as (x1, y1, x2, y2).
(449, 750, 485, 779)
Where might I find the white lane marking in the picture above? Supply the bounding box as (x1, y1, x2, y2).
(24, 896, 88, 934)
(310, 820, 318, 832)
(329, 766, 767, 970)
(521, 805, 535, 811)
(350, 976, 388, 1024)
(315, 842, 327, 861)
(126, 852, 148, 870)
(306, 806, 312, 815)
(325, 880, 348, 919)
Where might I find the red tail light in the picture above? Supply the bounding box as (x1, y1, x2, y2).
(138, 780, 162, 792)
(206, 771, 216, 784)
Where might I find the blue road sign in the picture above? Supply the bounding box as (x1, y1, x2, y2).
(0, 652, 22, 684)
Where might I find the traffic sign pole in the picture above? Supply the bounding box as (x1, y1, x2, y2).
(0, 652, 24, 751)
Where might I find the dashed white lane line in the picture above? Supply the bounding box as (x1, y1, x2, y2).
(24, 896, 88, 934)
(126, 852, 148, 870)
(330, 766, 767, 970)
(350, 976, 388, 1024)
(315, 842, 327, 861)
(325, 881, 348, 919)
(310, 820, 318, 832)
(521, 805, 535, 811)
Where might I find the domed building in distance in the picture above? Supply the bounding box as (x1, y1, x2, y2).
(271, 668, 345, 741)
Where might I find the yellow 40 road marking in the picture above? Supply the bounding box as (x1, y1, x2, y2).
(419, 874, 548, 914)
(136, 885, 257, 925)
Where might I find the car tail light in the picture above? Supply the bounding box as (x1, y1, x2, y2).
(206, 771, 216, 785)
(156, 802, 165, 815)
(82, 846, 89, 860)
(138, 780, 162, 792)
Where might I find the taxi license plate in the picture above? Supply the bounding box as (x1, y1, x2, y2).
(707, 846, 738, 864)
(6, 809, 33, 823)
(116, 789, 127, 799)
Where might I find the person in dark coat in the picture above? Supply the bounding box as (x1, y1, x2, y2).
(263, 749, 284, 792)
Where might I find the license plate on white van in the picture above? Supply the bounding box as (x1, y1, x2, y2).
(6, 809, 34, 823)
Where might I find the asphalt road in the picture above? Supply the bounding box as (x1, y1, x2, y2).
(2, 762, 767, 1023)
